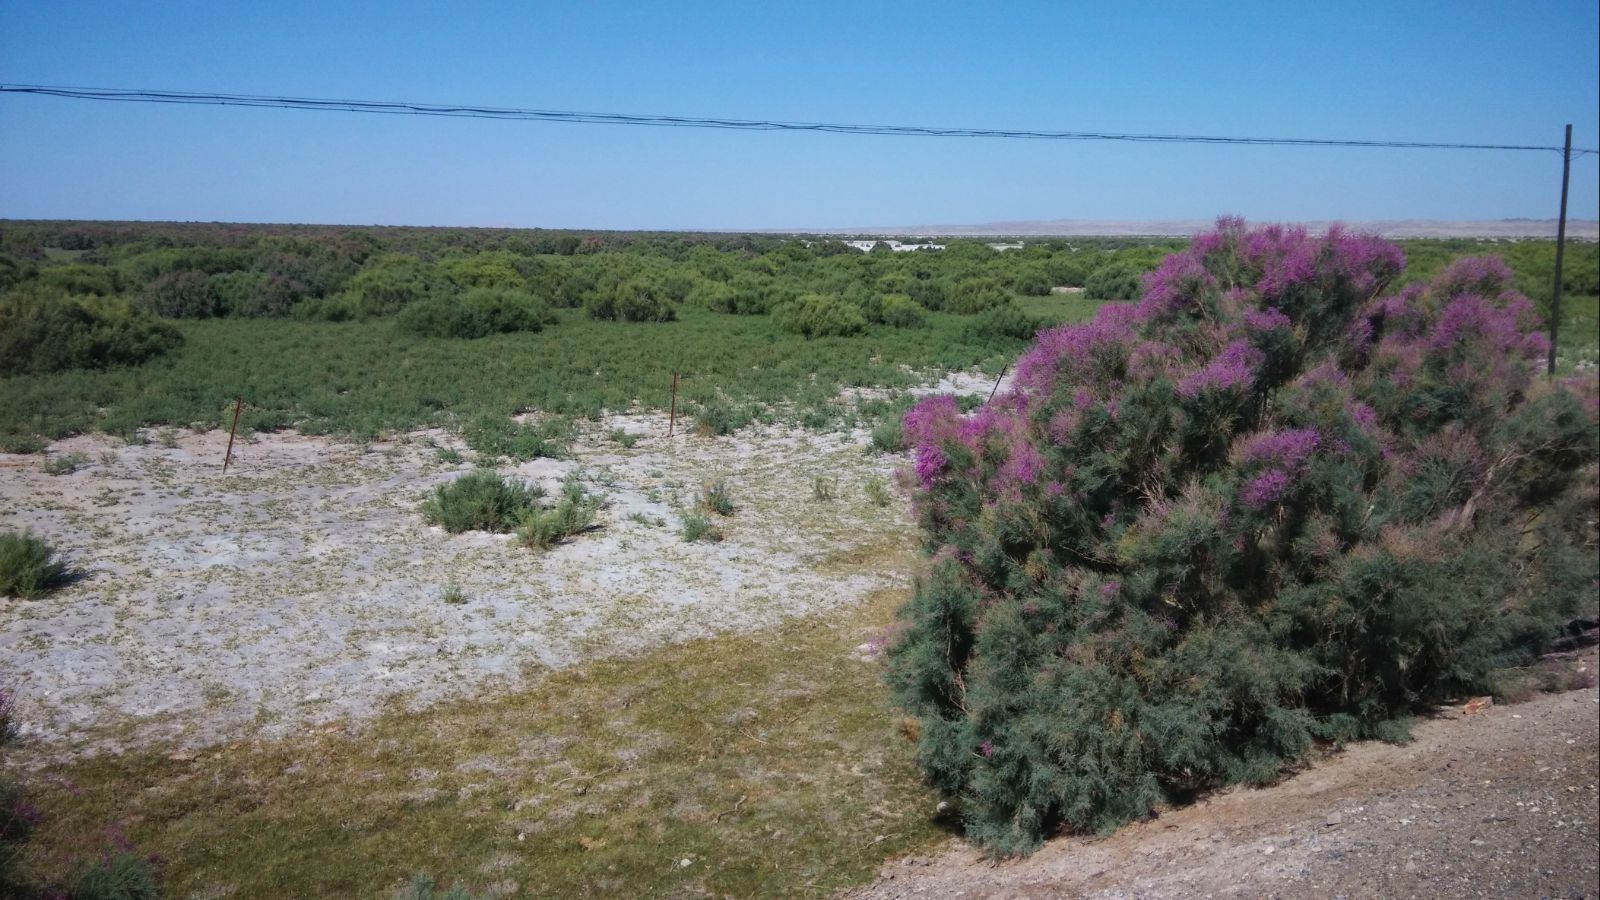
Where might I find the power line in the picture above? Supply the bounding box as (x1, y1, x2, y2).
(3, 83, 1596, 157)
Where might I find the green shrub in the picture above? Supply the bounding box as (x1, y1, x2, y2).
(585, 279, 676, 322)
(608, 429, 640, 449)
(1083, 260, 1144, 300)
(515, 475, 601, 550)
(0, 530, 70, 599)
(811, 475, 837, 501)
(865, 476, 892, 507)
(693, 401, 757, 437)
(891, 220, 1600, 855)
(945, 279, 1011, 315)
(699, 477, 735, 516)
(398, 288, 555, 339)
(966, 303, 1042, 342)
(773, 293, 867, 338)
(395, 874, 483, 900)
(869, 416, 905, 454)
(0, 286, 182, 376)
(680, 512, 724, 543)
(420, 470, 543, 533)
(879, 294, 928, 328)
(140, 270, 220, 318)
(43, 453, 90, 476)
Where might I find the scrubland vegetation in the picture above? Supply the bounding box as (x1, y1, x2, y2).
(1, 218, 1596, 892)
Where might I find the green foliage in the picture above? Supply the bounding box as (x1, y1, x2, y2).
(1083, 260, 1144, 299)
(0, 286, 182, 376)
(680, 512, 724, 543)
(879, 294, 928, 328)
(699, 477, 736, 516)
(420, 470, 544, 534)
(693, 400, 759, 437)
(773, 293, 867, 338)
(43, 452, 90, 475)
(586, 279, 677, 322)
(395, 874, 482, 900)
(609, 429, 640, 448)
(67, 852, 163, 900)
(811, 475, 837, 501)
(140, 270, 220, 318)
(944, 279, 1011, 315)
(515, 475, 602, 550)
(966, 303, 1043, 342)
(0, 530, 70, 599)
(397, 287, 556, 339)
(865, 476, 892, 507)
(463, 416, 573, 461)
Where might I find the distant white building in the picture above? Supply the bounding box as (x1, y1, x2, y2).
(841, 239, 947, 253)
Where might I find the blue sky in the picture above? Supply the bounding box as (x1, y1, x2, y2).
(1, 1, 1596, 229)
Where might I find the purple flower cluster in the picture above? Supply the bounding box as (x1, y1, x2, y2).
(1242, 428, 1320, 468)
(1241, 469, 1292, 509)
(1177, 340, 1263, 399)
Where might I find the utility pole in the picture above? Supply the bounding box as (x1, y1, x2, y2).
(1547, 124, 1572, 377)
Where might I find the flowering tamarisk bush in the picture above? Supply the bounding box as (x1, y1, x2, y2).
(887, 218, 1599, 854)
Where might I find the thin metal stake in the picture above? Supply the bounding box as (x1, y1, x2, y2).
(1547, 123, 1572, 377)
(667, 372, 679, 437)
(223, 397, 244, 473)
(987, 364, 1009, 403)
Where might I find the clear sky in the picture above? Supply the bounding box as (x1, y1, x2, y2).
(1, 1, 1596, 229)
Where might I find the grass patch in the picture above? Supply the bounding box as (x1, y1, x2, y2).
(699, 477, 735, 516)
(41, 452, 89, 476)
(680, 512, 724, 543)
(15, 590, 943, 897)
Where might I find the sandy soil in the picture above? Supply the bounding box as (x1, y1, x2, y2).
(849, 649, 1600, 900)
(0, 412, 921, 752)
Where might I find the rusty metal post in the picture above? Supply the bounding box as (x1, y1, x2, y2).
(223, 397, 244, 473)
(987, 363, 1009, 403)
(1547, 123, 1572, 377)
(667, 372, 679, 437)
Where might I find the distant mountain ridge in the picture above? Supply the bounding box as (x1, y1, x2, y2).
(821, 218, 1600, 239)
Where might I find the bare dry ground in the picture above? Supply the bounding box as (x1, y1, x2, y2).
(849, 648, 1600, 900)
(0, 414, 918, 752)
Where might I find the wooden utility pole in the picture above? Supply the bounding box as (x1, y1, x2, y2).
(1548, 123, 1572, 377)
(667, 372, 679, 437)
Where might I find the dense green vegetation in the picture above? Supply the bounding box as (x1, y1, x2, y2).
(0, 220, 1594, 452)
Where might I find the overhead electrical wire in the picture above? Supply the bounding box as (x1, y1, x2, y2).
(3, 83, 1596, 156)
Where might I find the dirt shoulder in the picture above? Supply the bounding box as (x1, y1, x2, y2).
(850, 653, 1600, 900)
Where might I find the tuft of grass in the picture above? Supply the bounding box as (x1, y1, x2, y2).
(864, 476, 892, 508)
(18, 588, 941, 898)
(420, 470, 544, 534)
(680, 512, 724, 543)
(156, 428, 179, 449)
(608, 429, 639, 449)
(699, 477, 735, 516)
(435, 447, 463, 464)
(693, 400, 757, 438)
(395, 874, 482, 900)
(0, 530, 70, 600)
(441, 580, 466, 605)
(811, 476, 837, 502)
(42, 452, 90, 476)
(514, 475, 602, 550)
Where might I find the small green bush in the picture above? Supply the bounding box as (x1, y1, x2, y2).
(608, 429, 639, 449)
(0, 531, 69, 599)
(420, 471, 543, 534)
(699, 477, 735, 516)
(43, 453, 90, 476)
(967, 303, 1042, 342)
(865, 476, 892, 507)
(680, 512, 724, 543)
(773, 294, 867, 338)
(869, 417, 905, 454)
(945, 279, 1011, 315)
(515, 475, 601, 550)
(398, 287, 555, 339)
(395, 874, 483, 900)
(811, 475, 837, 501)
(140, 270, 220, 318)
